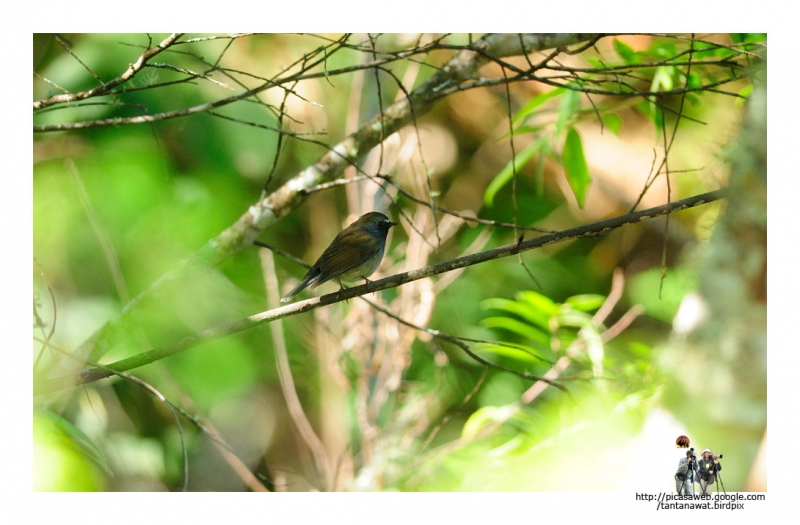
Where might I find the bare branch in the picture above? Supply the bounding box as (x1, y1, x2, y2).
(33, 33, 184, 110)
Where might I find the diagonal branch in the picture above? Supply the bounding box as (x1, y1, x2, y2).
(37, 187, 727, 395)
(33, 33, 184, 110)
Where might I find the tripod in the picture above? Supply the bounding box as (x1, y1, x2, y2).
(714, 466, 727, 495)
(698, 461, 723, 495)
(688, 458, 699, 495)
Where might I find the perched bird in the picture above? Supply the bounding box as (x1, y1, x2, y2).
(280, 212, 398, 303)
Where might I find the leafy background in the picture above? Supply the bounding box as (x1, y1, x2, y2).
(33, 33, 766, 492)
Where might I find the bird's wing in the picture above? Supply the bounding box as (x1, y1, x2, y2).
(312, 229, 380, 287)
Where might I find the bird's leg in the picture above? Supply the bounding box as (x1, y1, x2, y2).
(336, 280, 349, 303)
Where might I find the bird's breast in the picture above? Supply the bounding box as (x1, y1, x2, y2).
(338, 251, 383, 282)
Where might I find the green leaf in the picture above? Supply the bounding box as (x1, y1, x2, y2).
(462, 406, 507, 441)
(651, 40, 676, 60)
(613, 38, 638, 64)
(482, 297, 550, 330)
(39, 411, 111, 475)
(602, 113, 622, 136)
(513, 124, 547, 135)
(651, 66, 675, 92)
(562, 127, 591, 208)
(516, 291, 557, 316)
(586, 57, 605, 69)
(687, 72, 703, 88)
(34, 411, 109, 491)
(487, 435, 526, 458)
(475, 343, 549, 364)
(482, 317, 551, 346)
(636, 98, 662, 127)
(736, 84, 754, 107)
(513, 88, 565, 126)
(556, 307, 594, 328)
(484, 137, 547, 207)
(556, 85, 580, 138)
(566, 294, 606, 312)
(730, 33, 766, 44)
(628, 341, 653, 359)
(693, 42, 718, 59)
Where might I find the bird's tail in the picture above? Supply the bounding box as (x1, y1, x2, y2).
(280, 269, 320, 303)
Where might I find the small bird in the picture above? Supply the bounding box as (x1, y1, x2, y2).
(280, 211, 398, 303)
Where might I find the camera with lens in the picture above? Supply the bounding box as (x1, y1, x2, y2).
(713, 454, 723, 459)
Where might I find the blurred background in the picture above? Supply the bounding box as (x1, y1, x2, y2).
(33, 33, 766, 491)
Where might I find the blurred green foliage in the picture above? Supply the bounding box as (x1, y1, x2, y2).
(33, 33, 765, 492)
(34, 411, 109, 491)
